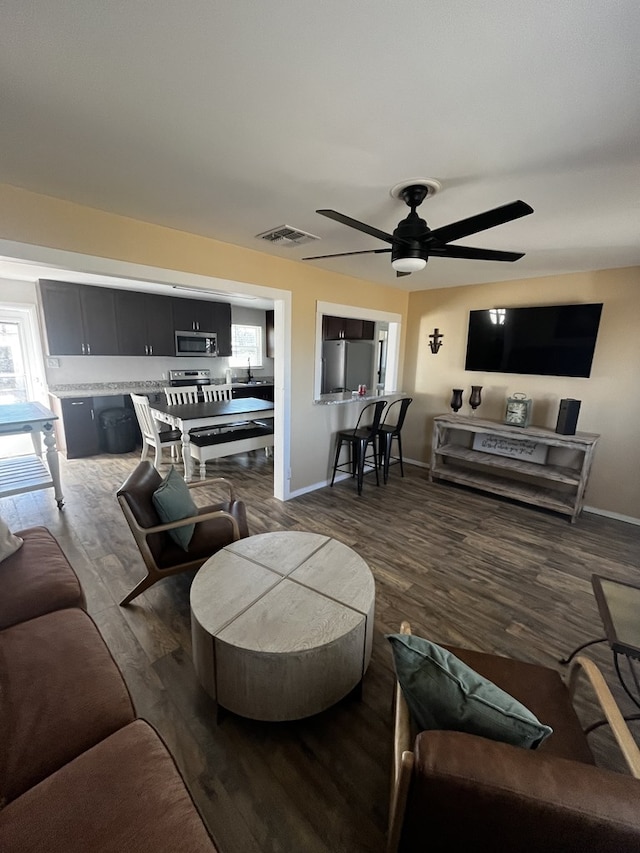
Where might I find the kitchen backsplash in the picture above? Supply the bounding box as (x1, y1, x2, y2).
(44, 355, 275, 387)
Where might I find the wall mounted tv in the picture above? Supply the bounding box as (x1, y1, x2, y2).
(465, 303, 603, 378)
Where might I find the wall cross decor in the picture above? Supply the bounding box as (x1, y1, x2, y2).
(429, 328, 444, 354)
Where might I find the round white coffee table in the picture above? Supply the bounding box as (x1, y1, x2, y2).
(190, 531, 375, 721)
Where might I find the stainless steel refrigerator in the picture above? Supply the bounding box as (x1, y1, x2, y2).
(321, 340, 376, 394)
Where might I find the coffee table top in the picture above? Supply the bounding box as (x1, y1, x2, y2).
(190, 531, 375, 654)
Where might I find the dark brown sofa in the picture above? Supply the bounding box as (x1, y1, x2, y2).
(0, 526, 218, 853)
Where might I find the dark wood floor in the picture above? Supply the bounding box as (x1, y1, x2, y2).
(3, 450, 640, 853)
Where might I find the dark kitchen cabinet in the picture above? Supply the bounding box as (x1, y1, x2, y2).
(172, 298, 216, 333)
(265, 309, 275, 358)
(322, 315, 375, 341)
(50, 396, 101, 458)
(212, 301, 232, 356)
(232, 384, 274, 402)
(39, 280, 118, 356)
(116, 291, 174, 356)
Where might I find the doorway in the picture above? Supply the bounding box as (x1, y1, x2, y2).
(0, 303, 47, 457)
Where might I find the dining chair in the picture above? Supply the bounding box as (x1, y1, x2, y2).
(201, 384, 233, 402)
(130, 393, 183, 469)
(330, 399, 387, 495)
(378, 397, 413, 484)
(163, 386, 199, 405)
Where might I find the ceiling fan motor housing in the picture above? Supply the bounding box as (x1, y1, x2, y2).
(392, 210, 431, 263)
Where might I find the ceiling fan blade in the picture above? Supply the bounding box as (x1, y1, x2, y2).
(429, 245, 525, 262)
(316, 209, 395, 245)
(428, 201, 533, 245)
(302, 248, 391, 261)
(396, 270, 412, 277)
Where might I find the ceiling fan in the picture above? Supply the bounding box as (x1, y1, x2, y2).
(303, 184, 534, 276)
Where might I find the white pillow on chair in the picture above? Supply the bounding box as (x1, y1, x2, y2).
(0, 516, 23, 562)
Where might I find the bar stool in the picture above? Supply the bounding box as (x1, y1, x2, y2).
(330, 400, 387, 495)
(377, 396, 413, 484)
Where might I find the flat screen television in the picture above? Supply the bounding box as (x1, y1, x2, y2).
(465, 303, 603, 378)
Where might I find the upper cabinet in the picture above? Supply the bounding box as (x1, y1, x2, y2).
(265, 309, 275, 358)
(38, 280, 233, 358)
(172, 298, 216, 333)
(322, 315, 375, 341)
(116, 291, 174, 357)
(39, 280, 118, 356)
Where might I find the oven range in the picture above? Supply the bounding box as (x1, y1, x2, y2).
(168, 369, 212, 401)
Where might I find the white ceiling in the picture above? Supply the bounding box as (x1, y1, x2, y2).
(1, 0, 639, 293)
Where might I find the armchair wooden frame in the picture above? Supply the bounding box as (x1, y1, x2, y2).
(387, 621, 640, 853)
(117, 476, 241, 606)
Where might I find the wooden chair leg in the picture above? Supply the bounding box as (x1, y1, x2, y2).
(120, 571, 159, 606)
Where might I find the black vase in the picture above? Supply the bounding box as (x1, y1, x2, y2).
(469, 385, 483, 412)
(450, 389, 464, 413)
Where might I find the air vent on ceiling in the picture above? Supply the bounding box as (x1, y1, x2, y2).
(255, 225, 320, 247)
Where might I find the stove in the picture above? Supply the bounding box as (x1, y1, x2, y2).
(168, 369, 213, 401)
(168, 368, 212, 389)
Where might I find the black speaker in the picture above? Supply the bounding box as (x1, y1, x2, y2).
(555, 399, 581, 435)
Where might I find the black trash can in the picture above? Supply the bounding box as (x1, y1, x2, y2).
(99, 407, 137, 454)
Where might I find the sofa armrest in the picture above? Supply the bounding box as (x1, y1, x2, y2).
(400, 730, 640, 852)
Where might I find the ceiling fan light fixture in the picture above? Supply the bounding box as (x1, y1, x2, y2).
(391, 256, 427, 273)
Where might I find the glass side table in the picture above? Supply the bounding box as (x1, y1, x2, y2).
(560, 574, 640, 713)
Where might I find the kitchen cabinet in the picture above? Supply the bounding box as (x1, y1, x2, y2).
(116, 291, 174, 356)
(212, 301, 232, 356)
(266, 309, 275, 358)
(49, 396, 101, 459)
(172, 298, 216, 333)
(39, 280, 119, 356)
(232, 384, 274, 402)
(322, 315, 375, 341)
(39, 279, 232, 358)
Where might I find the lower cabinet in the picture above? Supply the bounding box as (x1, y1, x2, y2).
(232, 385, 274, 402)
(50, 396, 101, 459)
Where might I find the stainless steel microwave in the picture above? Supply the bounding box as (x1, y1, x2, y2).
(175, 330, 218, 357)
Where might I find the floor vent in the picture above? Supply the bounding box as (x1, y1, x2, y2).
(255, 225, 320, 247)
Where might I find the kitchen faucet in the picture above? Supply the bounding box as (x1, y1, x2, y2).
(247, 358, 253, 382)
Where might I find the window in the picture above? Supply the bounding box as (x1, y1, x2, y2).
(229, 324, 263, 369)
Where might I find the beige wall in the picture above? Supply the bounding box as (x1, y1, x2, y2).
(0, 184, 408, 494)
(403, 267, 640, 520)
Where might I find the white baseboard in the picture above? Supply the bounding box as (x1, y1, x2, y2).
(583, 506, 640, 526)
(287, 471, 352, 499)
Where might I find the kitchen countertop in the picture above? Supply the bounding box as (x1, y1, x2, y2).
(315, 391, 404, 405)
(48, 379, 274, 399)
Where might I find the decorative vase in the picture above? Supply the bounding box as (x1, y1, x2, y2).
(469, 385, 483, 413)
(450, 389, 464, 413)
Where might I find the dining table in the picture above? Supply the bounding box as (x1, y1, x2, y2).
(0, 401, 64, 508)
(149, 396, 275, 481)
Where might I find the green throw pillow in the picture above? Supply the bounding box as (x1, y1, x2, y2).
(152, 466, 198, 551)
(386, 633, 553, 750)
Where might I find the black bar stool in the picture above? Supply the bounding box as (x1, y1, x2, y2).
(330, 400, 387, 495)
(377, 397, 413, 484)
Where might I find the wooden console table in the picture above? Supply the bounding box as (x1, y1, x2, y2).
(0, 402, 64, 508)
(429, 414, 599, 523)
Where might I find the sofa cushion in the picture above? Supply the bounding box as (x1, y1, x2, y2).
(0, 720, 218, 852)
(387, 633, 552, 749)
(0, 526, 85, 629)
(0, 608, 135, 803)
(152, 466, 198, 550)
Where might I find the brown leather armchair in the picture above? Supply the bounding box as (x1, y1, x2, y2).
(117, 461, 249, 606)
(388, 622, 640, 853)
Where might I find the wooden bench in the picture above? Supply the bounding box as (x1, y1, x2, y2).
(189, 421, 274, 477)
